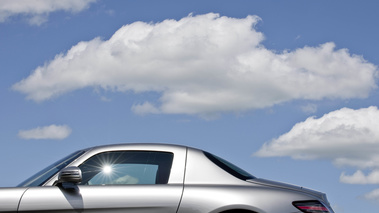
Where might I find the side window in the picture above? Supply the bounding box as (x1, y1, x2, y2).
(78, 151, 173, 185)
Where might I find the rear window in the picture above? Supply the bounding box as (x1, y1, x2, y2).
(204, 151, 255, 181)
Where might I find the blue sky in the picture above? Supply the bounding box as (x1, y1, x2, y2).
(1, 0, 379, 212)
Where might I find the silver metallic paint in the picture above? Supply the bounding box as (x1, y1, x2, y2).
(0, 143, 334, 213)
(0, 188, 27, 212)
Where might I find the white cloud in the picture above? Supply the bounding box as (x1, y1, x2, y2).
(254, 106, 379, 202)
(132, 102, 160, 115)
(340, 170, 379, 184)
(0, 0, 96, 25)
(364, 188, 379, 202)
(18, 124, 72, 140)
(254, 106, 379, 168)
(12, 13, 378, 117)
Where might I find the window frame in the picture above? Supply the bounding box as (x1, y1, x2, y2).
(78, 150, 174, 185)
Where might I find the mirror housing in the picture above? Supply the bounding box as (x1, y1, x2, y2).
(57, 166, 82, 184)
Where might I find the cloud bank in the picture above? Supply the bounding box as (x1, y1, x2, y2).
(18, 124, 72, 140)
(0, 0, 96, 25)
(12, 13, 378, 117)
(254, 106, 379, 168)
(254, 106, 379, 202)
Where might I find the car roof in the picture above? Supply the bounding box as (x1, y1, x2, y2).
(83, 143, 191, 152)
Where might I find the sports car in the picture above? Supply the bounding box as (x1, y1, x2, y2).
(0, 143, 334, 212)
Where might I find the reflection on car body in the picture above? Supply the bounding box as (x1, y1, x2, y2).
(0, 143, 335, 213)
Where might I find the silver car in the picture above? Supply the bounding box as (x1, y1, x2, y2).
(0, 143, 334, 213)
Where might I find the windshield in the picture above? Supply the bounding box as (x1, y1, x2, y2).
(18, 150, 85, 187)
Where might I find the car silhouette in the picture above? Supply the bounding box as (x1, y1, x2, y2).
(0, 143, 334, 213)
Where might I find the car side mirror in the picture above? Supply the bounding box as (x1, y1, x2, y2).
(57, 166, 82, 185)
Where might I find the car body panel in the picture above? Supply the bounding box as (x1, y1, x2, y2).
(19, 185, 183, 212)
(247, 178, 329, 203)
(178, 184, 316, 213)
(178, 148, 330, 213)
(184, 147, 245, 184)
(0, 188, 27, 212)
(0, 143, 334, 213)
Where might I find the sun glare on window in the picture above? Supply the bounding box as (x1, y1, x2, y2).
(102, 165, 112, 174)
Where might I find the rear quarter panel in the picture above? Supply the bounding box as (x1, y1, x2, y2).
(178, 184, 315, 213)
(179, 148, 317, 213)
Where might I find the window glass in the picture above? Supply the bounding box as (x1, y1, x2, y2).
(204, 151, 255, 181)
(78, 151, 173, 185)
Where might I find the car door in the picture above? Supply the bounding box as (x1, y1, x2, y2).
(18, 151, 183, 213)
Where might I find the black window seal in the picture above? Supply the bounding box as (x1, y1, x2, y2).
(203, 151, 255, 181)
